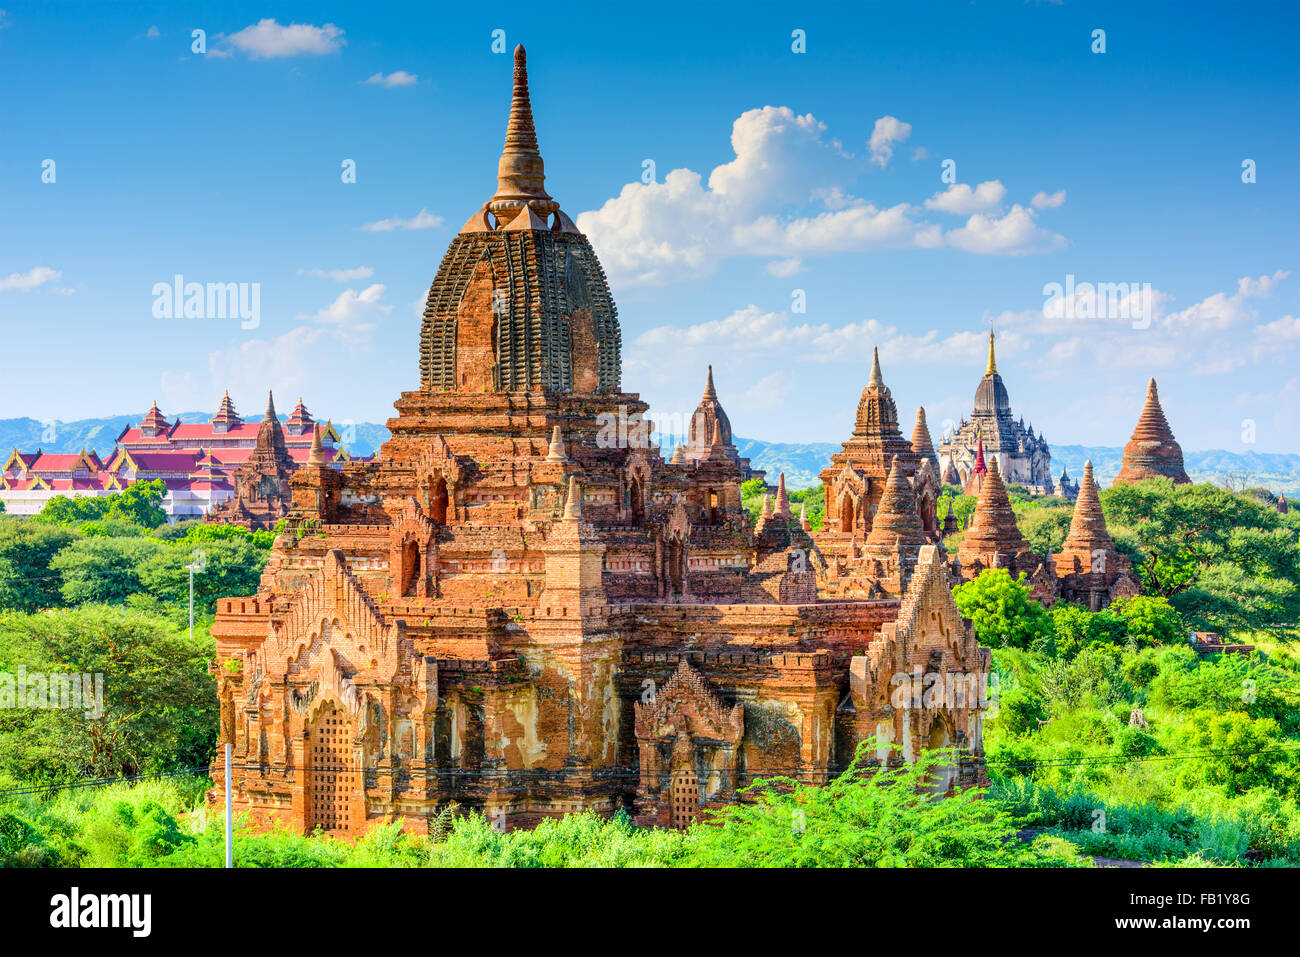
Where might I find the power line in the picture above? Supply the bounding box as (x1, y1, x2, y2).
(5, 742, 1298, 800)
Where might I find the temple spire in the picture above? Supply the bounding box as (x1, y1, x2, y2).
(774, 473, 791, 517)
(986, 330, 998, 374)
(1060, 461, 1112, 553)
(911, 407, 936, 459)
(491, 45, 554, 213)
(703, 364, 717, 400)
(308, 424, 327, 466)
(867, 347, 883, 388)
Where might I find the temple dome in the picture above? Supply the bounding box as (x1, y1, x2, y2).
(972, 332, 1011, 414)
(418, 47, 622, 394)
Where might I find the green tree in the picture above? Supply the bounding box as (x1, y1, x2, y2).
(1102, 479, 1300, 634)
(50, 537, 167, 605)
(0, 517, 78, 612)
(0, 606, 217, 783)
(137, 539, 269, 615)
(952, 568, 1053, 649)
(1047, 602, 1125, 656)
(687, 742, 1084, 867)
(1110, 594, 1184, 647)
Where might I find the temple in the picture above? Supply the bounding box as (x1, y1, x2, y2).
(1052, 461, 1139, 609)
(953, 457, 1058, 603)
(206, 48, 990, 836)
(813, 350, 942, 599)
(1112, 378, 1191, 486)
(205, 393, 301, 530)
(0, 392, 349, 520)
(937, 332, 1064, 497)
(675, 366, 766, 484)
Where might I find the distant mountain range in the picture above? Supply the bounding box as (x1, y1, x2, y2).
(3, 414, 1297, 494)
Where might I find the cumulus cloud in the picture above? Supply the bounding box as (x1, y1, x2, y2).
(944, 205, 1066, 255)
(924, 180, 1007, 215)
(225, 19, 344, 59)
(298, 266, 375, 282)
(363, 70, 418, 88)
(1161, 269, 1289, 332)
(765, 257, 802, 277)
(208, 326, 327, 404)
(297, 284, 391, 346)
(0, 266, 61, 292)
(1031, 189, 1066, 209)
(578, 106, 1067, 287)
(867, 116, 911, 167)
(362, 208, 442, 232)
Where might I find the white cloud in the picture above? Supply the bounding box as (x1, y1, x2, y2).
(0, 266, 61, 292)
(1031, 189, 1066, 209)
(362, 208, 443, 232)
(944, 204, 1066, 255)
(765, 257, 802, 277)
(146, 25, 160, 39)
(208, 326, 326, 403)
(225, 19, 344, 59)
(1161, 269, 1289, 332)
(867, 115, 911, 167)
(578, 106, 1067, 287)
(911, 146, 930, 163)
(924, 180, 1007, 215)
(297, 284, 391, 345)
(363, 70, 418, 88)
(298, 266, 375, 282)
(1256, 314, 1300, 341)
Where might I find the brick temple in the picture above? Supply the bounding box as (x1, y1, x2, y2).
(208, 47, 990, 836)
(1112, 378, 1191, 486)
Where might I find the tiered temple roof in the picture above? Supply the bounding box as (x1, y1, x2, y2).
(937, 331, 1058, 495)
(678, 366, 766, 483)
(1053, 461, 1138, 609)
(1112, 378, 1191, 486)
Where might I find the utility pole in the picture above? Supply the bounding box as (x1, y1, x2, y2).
(225, 742, 233, 868)
(188, 562, 195, 642)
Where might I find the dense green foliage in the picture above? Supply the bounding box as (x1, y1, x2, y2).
(1, 478, 1296, 868)
(0, 607, 217, 787)
(0, 745, 1083, 868)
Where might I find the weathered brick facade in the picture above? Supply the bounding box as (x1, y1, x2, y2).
(208, 47, 988, 836)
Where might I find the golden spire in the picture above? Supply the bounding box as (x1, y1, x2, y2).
(490, 45, 556, 214)
(986, 330, 998, 375)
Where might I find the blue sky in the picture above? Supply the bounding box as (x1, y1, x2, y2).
(1, 0, 1297, 454)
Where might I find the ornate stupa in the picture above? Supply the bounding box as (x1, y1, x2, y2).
(205, 47, 989, 837)
(937, 331, 1060, 496)
(1053, 461, 1139, 609)
(1112, 378, 1191, 486)
(679, 365, 766, 483)
(956, 457, 1056, 602)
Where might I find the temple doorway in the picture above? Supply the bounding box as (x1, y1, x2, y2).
(307, 703, 359, 835)
(670, 768, 699, 830)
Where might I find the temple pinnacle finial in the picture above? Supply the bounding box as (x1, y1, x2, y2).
(1147, 377, 1158, 398)
(775, 473, 791, 517)
(703, 364, 717, 399)
(868, 347, 883, 388)
(308, 424, 326, 466)
(986, 330, 998, 375)
(563, 475, 583, 520)
(490, 43, 554, 213)
(546, 425, 567, 463)
(265, 390, 276, 419)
